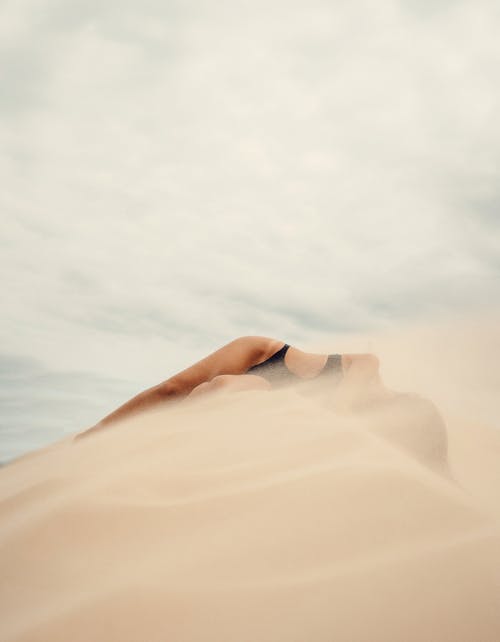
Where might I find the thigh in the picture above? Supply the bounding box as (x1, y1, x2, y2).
(164, 336, 277, 396)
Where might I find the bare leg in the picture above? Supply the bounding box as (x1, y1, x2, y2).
(76, 336, 273, 439)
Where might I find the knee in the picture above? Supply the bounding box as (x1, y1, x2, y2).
(210, 374, 232, 389)
(187, 381, 212, 398)
(188, 376, 230, 399)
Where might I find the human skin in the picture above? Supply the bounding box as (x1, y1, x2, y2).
(76, 336, 384, 438)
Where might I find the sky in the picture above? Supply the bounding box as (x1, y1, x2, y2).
(1, 0, 499, 461)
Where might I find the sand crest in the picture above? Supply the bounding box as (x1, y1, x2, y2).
(1, 372, 500, 642)
(2, 317, 500, 641)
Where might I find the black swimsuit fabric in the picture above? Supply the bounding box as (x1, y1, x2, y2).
(246, 344, 343, 387)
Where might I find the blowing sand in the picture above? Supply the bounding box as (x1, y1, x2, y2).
(1, 316, 499, 641)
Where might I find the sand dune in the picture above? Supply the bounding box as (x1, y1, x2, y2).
(1, 318, 499, 641)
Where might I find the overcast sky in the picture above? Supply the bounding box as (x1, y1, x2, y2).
(1, 0, 499, 460)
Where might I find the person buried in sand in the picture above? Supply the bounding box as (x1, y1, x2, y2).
(77, 336, 394, 439)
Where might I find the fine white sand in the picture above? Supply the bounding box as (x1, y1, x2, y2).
(1, 316, 499, 642)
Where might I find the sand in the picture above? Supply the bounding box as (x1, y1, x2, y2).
(1, 316, 499, 641)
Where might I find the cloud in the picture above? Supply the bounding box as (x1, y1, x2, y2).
(1, 0, 499, 457)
